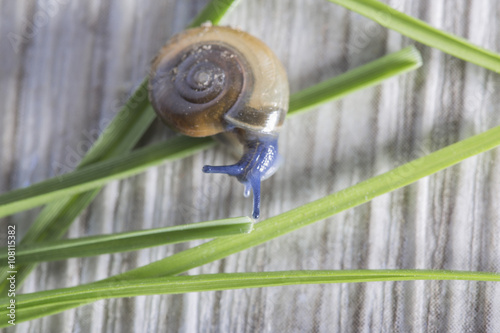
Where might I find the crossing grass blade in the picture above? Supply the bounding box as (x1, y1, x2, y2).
(2, 0, 500, 327)
(103, 124, 500, 281)
(1, 269, 499, 327)
(0, 218, 252, 264)
(288, 45, 421, 115)
(327, 0, 500, 73)
(0, 135, 214, 218)
(0, 0, 242, 294)
(0, 46, 422, 218)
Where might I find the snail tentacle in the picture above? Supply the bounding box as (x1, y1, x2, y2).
(202, 137, 278, 219)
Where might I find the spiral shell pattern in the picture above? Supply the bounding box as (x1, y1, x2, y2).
(149, 26, 289, 138)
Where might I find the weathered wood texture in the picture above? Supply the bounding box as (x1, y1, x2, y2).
(1, 0, 500, 332)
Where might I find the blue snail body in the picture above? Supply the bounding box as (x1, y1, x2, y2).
(203, 136, 279, 219)
(149, 26, 289, 219)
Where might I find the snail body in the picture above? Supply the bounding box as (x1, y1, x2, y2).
(149, 26, 289, 219)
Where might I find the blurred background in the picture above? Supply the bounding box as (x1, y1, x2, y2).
(1, 0, 499, 332)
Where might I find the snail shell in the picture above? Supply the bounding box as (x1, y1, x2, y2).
(149, 25, 289, 219)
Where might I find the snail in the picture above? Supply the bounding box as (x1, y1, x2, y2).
(148, 25, 289, 219)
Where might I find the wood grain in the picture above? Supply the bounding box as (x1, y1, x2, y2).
(1, 0, 499, 332)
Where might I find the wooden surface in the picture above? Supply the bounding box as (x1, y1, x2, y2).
(1, 0, 500, 332)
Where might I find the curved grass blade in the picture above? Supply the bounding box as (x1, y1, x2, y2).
(1, 269, 499, 326)
(0, 217, 252, 264)
(188, 0, 241, 28)
(6, 122, 499, 324)
(107, 125, 500, 281)
(0, 46, 422, 218)
(289, 45, 421, 116)
(0, 136, 214, 218)
(327, 0, 500, 73)
(0, 0, 241, 294)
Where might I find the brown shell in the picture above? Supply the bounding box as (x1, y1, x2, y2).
(148, 26, 289, 137)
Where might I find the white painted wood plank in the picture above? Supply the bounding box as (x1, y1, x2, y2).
(1, 0, 499, 332)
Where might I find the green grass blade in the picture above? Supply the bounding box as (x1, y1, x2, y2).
(107, 125, 500, 281)
(188, 0, 241, 27)
(0, 218, 252, 264)
(0, 106, 156, 292)
(0, 136, 214, 218)
(78, 81, 155, 167)
(289, 45, 421, 116)
(0, 0, 241, 294)
(0, 46, 422, 218)
(2, 269, 499, 326)
(327, 0, 500, 73)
